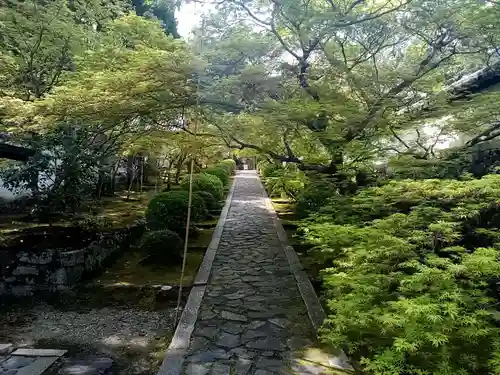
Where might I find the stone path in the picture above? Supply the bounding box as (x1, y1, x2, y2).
(180, 172, 335, 374)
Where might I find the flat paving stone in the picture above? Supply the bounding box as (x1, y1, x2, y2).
(179, 172, 331, 374)
(12, 349, 67, 357)
(13, 356, 59, 375)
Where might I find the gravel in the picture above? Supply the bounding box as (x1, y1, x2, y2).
(1, 303, 176, 374)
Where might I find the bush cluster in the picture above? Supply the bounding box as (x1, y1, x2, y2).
(141, 161, 229, 264)
(138, 229, 184, 264)
(181, 172, 224, 201)
(203, 166, 229, 186)
(145, 190, 206, 233)
(301, 175, 500, 375)
(219, 159, 236, 175)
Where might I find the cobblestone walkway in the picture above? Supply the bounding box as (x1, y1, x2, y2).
(181, 171, 328, 375)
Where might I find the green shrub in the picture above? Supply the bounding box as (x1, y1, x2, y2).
(263, 167, 306, 201)
(203, 166, 229, 186)
(181, 173, 224, 201)
(301, 175, 500, 375)
(138, 229, 184, 264)
(196, 191, 218, 211)
(260, 162, 285, 178)
(145, 191, 206, 233)
(219, 159, 236, 175)
(295, 179, 336, 219)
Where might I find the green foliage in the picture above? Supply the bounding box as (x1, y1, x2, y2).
(145, 191, 206, 233)
(203, 166, 229, 186)
(259, 162, 285, 178)
(263, 164, 307, 201)
(219, 159, 237, 175)
(295, 178, 337, 219)
(301, 175, 500, 375)
(181, 173, 224, 201)
(138, 229, 183, 264)
(196, 191, 218, 211)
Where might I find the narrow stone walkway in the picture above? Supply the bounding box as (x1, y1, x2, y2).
(181, 171, 327, 375)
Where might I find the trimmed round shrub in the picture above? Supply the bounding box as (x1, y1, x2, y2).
(146, 191, 207, 233)
(196, 191, 218, 211)
(219, 159, 236, 175)
(138, 229, 183, 264)
(181, 173, 224, 201)
(203, 166, 229, 186)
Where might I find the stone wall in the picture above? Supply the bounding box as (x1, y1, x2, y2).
(0, 220, 145, 296)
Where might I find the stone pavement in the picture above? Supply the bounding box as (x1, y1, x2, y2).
(180, 171, 338, 375)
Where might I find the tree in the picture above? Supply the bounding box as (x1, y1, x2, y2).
(194, 0, 500, 183)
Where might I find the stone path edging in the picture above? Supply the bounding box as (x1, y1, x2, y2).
(156, 178, 237, 375)
(259, 178, 354, 371)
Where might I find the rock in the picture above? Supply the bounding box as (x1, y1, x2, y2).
(254, 370, 274, 375)
(10, 285, 32, 297)
(268, 318, 288, 329)
(216, 332, 240, 349)
(18, 250, 54, 265)
(59, 249, 85, 266)
(210, 363, 230, 375)
(235, 358, 252, 375)
(185, 363, 211, 375)
(50, 268, 67, 284)
(197, 326, 219, 339)
(58, 357, 113, 375)
(242, 330, 266, 341)
(220, 322, 244, 335)
(221, 311, 247, 322)
(13, 266, 38, 276)
(246, 337, 285, 351)
(248, 321, 266, 330)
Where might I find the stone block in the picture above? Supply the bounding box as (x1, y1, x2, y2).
(18, 250, 54, 265)
(10, 285, 32, 297)
(12, 266, 38, 276)
(59, 249, 85, 267)
(13, 348, 67, 357)
(50, 268, 67, 285)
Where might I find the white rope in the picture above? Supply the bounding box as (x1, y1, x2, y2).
(173, 12, 205, 326)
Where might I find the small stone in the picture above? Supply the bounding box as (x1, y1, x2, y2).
(221, 311, 247, 322)
(242, 330, 266, 341)
(197, 326, 219, 340)
(254, 370, 274, 375)
(220, 322, 244, 335)
(58, 358, 113, 375)
(0, 370, 17, 375)
(248, 321, 266, 330)
(225, 292, 246, 300)
(216, 332, 240, 349)
(235, 358, 252, 375)
(262, 351, 274, 357)
(246, 338, 285, 351)
(268, 318, 288, 329)
(255, 358, 283, 369)
(185, 363, 211, 375)
(210, 363, 230, 375)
